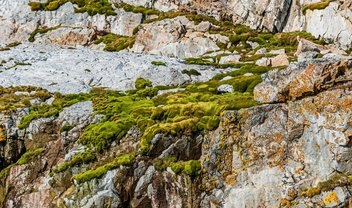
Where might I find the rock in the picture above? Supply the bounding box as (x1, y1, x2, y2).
(0, 1, 143, 44)
(269, 49, 286, 55)
(297, 51, 320, 62)
(295, 38, 324, 55)
(0, 43, 225, 94)
(247, 41, 259, 49)
(131, 16, 223, 58)
(255, 48, 267, 55)
(219, 55, 241, 64)
(254, 58, 352, 103)
(256, 57, 271, 66)
(217, 84, 234, 93)
(270, 54, 290, 67)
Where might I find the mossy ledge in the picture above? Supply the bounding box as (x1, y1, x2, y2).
(302, 0, 336, 15)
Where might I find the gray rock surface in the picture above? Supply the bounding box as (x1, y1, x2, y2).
(0, 43, 226, 94)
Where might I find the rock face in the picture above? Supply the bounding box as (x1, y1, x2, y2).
(0, 43, 226, 94)
(201, 58, 352, 207)
(0, 0, 142, 44)
(131, 16, 226, 58)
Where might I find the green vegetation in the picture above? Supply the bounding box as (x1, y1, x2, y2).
(182, 69, 201, 76)
(18, 93, 91, 129)
(28, 0, 116, 16)
(151, 61, 167, 66)
(0, 86, 51, 113)
(300, 174, 352, 197)
(51, 150, 96, 175)
(71, 152, 135, 184)
(94, 33, 135, 52)
(28, 25, 61, 42)
(0, 148, 43, 179)
(60, 124, 75, 132)
(302, 0, 335, 15)
(135, 78, 152, 90)
(0, 42, 21, 51)
(153, 157, 202, 177)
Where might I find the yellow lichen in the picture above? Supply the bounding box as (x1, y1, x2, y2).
(323, 192, 339, 205)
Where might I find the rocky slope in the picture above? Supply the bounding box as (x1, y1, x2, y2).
(0, 0, 352, 208)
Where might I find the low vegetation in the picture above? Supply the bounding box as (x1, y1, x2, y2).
(29, 0, 116, 16)
(0, 42, 21, 51)
(28, 25, 61, 42)
(72, 152, 135, 183)
(302, 0, 335, 15)
(18, 93, 91, 129)
(300, 174, 352, 198)
(94, 33, 135, 52)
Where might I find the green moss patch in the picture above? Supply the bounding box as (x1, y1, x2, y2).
(28, 0, 116, 16)
(0, 86, 51, 114)
(94, 33, 135, 52)
(28, 25, 61, 42)
(302, 0, 335, 15)
(71, 152, 135, 184)
(0, 42, 21, 51)
(300, 174, 352, 198)
(18, 93, 91, 129)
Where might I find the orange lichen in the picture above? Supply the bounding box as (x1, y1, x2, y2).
(323, 192, 339, 205)
(0, 127, 5, 142)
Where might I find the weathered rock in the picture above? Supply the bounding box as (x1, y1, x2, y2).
(0, 43, 226, 94)
(254, 58, 352, 103)
(131, 16, 224, 58)
(218, 55, 241, 64)
(217, 84, 234, 93)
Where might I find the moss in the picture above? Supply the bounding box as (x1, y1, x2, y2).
(17, 148, 43, 165)
(302, 0, 335, 15)
(28, 25, 61, 42)
(135, 78, 153, 90)
(28, 2, 44, 11)
(182, 69, 201, 76)
(0, 42, 21, 51)
(152, 157, 202, 177)
(0, 86, 51, 114)
(51, 150, 96, 175)
(72, 152, 135, 184)
(300, 174, 352, 198)
(183, 160, 202, 177)
(18, 93, 90, 129)
(60, 124, 75, 132)
(29, 0, 116, 16)
(0, 148, 43, 181)
(151, 61, 167, 66)
(94, 33, 135, 52)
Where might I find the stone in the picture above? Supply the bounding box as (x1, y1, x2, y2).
(270, 54, 290, 67)
(217, 84, 234, 93)
(0, 43, 225, 94)
(219, 55, 241, 64)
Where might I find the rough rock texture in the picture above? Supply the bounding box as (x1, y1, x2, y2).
(130, 16, 227, 58)
(0, 43, 227, 94)
(0, 0, 142, 44)
(201, 58, 352, 207)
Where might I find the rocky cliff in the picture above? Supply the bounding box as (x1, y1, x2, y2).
(0, 0, 351, 207)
